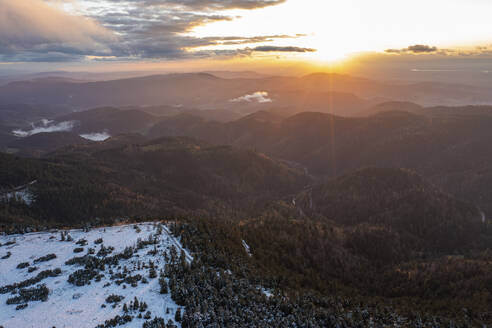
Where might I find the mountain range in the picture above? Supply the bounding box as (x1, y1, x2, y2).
(1, 72, 492, 113)
(3, 72, 492, 324)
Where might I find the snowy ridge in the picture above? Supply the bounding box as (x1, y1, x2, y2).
(0, 222, 184, 328)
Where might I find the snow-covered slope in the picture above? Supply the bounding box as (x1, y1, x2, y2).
(0, 222, 187, 328)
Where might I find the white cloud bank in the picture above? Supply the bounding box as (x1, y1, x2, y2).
(230, 91, 272, 103)
(12, 120, 76, 137)
(79, 132, 111, 141)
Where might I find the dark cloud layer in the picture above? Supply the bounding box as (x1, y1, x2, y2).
(407, 45, 438, 53)
(252, 46, 316, 52)
(386, 44, 439, 54)
(87, 1, 312, 61)
(383, 44, 492, 58)
(105, 0, 286, 10)
(203, 34, 306, 46)
(0, 0, 312, 62)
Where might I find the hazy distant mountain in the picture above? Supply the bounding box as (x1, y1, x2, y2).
(366, 101, 424, 115)
(369, 101, 492, 117)
(298, 73, 492, 106)
(2, 72, 490, 113)
(0, 70, 164, 86)
(203, 71, 271, 79)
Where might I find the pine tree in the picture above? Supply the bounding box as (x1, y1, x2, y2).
(174, 308, 181, 322)
(180, 250, 187, 266)
(149, 264, 157, 279)
(159, 275, 168, 294)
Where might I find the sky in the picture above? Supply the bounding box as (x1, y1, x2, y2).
(1, 0, 492, 76)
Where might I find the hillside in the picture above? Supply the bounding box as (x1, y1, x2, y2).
(0, 136, 308, 231)
(297, 168, 482, 258)
(3, 136, 492, 325)
(0, 104, 72, 129)
(149, 108, 492, 216)
(7, 132, 90, 157)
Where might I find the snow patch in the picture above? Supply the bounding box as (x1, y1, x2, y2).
(1, 180, 37, 205)
(260, 288, 273, 298)
(3, 189, 34, 205)
(0, 222, 184, 328)
(242, 239, 252, 257)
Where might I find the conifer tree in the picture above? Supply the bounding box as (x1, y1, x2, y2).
(174, 308, 181, 322)
(159, 275, 168, 294)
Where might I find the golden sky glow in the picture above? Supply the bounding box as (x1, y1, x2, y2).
(191, 0, 492, 62)
(2, 0, 492, 74)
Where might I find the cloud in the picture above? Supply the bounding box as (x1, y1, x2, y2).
(230, 91, 272, 103)
(105, 0, 286, 10)
(0, 0, 116, 62)
(88, 2, 310, 60)
(0, 0, 308, 62)
(407, 45, 438, 53)
(12, 120, 76, 137)
(79, 132, 111, 141)
(251, 46, 316, 53)
(202, 34, 305, 46)
(383, 44, 492, 58)
(385, 44, 438, 54)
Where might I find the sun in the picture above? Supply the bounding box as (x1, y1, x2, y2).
(188, 0, 492, 67)
(188, 0, 366, 63)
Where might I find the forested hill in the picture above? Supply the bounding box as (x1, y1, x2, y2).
(0, 136, 308, 230)
(3, 136, 492, 325)
(173, 168, 492, 324)
(149, 108, 492, 216)
(297, 168, 483, 258)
